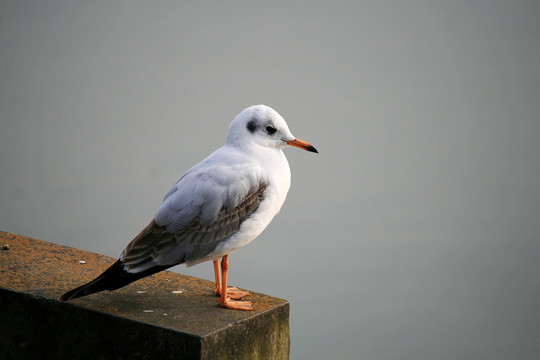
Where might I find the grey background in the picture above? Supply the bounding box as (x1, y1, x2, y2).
(1, 1, 539, 359)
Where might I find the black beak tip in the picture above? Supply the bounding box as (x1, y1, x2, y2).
(307, 145, 318, 154)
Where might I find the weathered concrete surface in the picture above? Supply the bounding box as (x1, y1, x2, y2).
(0, 231, 289, 360)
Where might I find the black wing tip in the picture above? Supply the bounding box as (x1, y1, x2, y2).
(58, 259, 126, 302)
(58, 259, 172, 302)
(58, 280, 102, 302)
(58, 289, 80, 302)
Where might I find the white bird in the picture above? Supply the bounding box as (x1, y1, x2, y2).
(59, 104, 318, 310)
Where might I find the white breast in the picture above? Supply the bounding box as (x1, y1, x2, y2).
(206, 147, 291, 260)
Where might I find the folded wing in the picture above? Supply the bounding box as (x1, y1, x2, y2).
(121, 166, 266, 272)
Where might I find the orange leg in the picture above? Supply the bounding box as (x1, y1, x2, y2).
(213, 260, 221, 295)
(213, 257, 250, 300)
(218, 255, 253, 311)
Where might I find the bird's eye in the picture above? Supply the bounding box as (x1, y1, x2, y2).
(266, 125, 277, 135)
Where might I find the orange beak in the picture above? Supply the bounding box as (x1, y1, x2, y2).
(283, 138, 318, 153)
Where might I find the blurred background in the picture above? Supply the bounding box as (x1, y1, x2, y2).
(1, 1, 539, 359)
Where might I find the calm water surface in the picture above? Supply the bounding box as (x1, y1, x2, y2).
(1, 2, 539, 359)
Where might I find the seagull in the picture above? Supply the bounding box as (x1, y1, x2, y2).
(59, 104, 318, 310)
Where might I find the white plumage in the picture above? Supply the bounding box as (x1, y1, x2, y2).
(59, 104, 317, 310)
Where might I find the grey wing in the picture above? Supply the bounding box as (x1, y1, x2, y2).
(120, 183, 266, 272)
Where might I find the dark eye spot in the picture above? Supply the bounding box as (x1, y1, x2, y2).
(266, 125, 277, 135)
(246, 120, 257, 133)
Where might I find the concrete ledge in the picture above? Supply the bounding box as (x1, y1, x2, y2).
(0, 231, 289, 359)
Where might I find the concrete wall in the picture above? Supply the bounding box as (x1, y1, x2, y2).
(0, 231, 289, 359)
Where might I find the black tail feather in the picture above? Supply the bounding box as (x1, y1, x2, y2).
(58, 260, 171, 301)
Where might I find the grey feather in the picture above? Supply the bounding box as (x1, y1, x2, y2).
(120, 183, 266, 272)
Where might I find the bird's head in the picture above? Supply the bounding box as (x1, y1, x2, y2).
(227, 104, 318, 153)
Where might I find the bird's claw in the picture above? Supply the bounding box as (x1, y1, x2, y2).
(219, 298, 253, 311)
(215, 286, 250, 300)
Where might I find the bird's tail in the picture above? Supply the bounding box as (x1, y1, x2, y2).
(58, 259, 170, 301)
